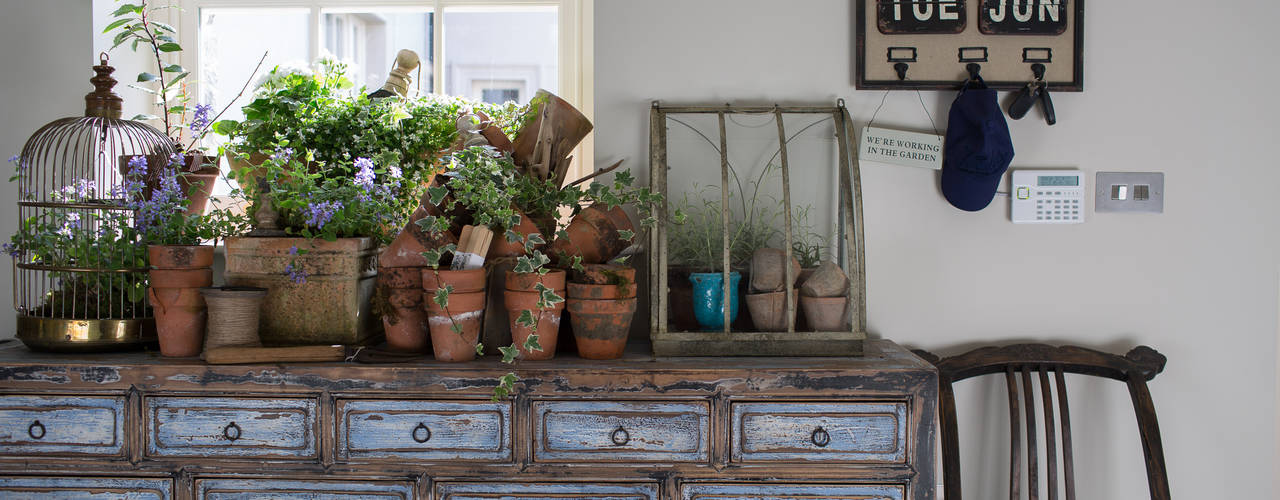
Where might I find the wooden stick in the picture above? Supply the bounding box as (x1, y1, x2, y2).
(567, 159, 625, 188)
(204, 345, 346, 365)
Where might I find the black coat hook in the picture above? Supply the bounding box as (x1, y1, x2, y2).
(966, 63, 982, 81)
(894, 63, 909, 81)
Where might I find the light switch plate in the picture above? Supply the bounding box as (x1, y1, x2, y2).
(1095, 172, 1164, 213)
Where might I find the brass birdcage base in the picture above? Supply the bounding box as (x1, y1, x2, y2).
(15, 315, 156, 353)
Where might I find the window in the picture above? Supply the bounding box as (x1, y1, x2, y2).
(174, 0, 592, 183)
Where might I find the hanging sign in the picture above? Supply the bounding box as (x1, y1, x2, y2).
(859, 126, 944, 170)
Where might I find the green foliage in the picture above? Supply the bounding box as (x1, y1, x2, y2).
(491, 372, 518, 402)
(667, 183, 782, 273)
(789, 205, 825, 268)
(104, 0, 189, 143)
(432, 285, 454, 309)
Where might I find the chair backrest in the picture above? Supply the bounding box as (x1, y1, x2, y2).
(913, 344, 1170, 500)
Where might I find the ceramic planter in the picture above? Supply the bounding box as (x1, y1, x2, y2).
(148, 245, 214, 357)
(567, 297, 637, 360)
(504, 290, 564, 361)
(800, 295, 849, 331)
(689, 272, 741, 330)
(567, 282, 636, 300)
(511, 89, 593, 168)
(745, 291, 798, 331)
(505, 269, 566, 292)
(547, 204, 634, 264)
(224, 237, 380, 346)
(575, 264, 636, 286)
(200, 286, 268, 350)
(379, 268, 427, 353)
(425, 290, 486, 362)
(422, 268, 487, 294)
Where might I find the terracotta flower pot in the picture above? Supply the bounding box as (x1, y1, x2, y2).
(487, 208, 544, 260)
(380, 186, 459, 268)
(575, 264, 636, 285)
(119, 154, 220, 216)
(745, 291, 798, 331)
(422, 268, 486, 294)
(424, 290, 486, 362)
(547, 204, 635, 264)
(503, 290, 565, 361)
(148, 245, 215, 357)
(505, 269, 566, 292)
(379, 268, 428, 353)
(511, 89, 593, 168)
(567, 282, 636, 300)
(201, 286, 268, 350)
(567, 297, 637, 360)
(799, 295, 849, 331)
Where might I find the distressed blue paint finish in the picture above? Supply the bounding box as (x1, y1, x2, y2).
(196, 478, 412, 499)
(436, 482, 658, 500)
(533, 401, 709, 462)
(338, 399, 511, 461)
(0, 476, 171, 499)
(0, 395, 123, 456)
(146, 397, 317, 459)
(681, 483, 904, 500)
(731, 402, 907, 463)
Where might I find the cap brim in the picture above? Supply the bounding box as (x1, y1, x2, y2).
(941, 166, 1004, 212)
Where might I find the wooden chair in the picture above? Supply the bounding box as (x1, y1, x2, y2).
(913, 344, 1170, 500)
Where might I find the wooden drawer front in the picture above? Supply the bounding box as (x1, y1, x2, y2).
(0, 476, 171, 499)
(197, 478, 412, 499)
(731, 402, 907, 463)
(533, 401, 709, 462)
(147, 397, 318, 459)
(0, 395, 123, 456)
(338, 399, 511, 461)
(437, 482, 658, 500)
(682, 483, 903, 500)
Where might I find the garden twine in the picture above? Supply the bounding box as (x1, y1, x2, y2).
(201, 288, 268, 351)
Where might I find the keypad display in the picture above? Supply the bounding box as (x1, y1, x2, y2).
(1011, 170, 1085, 224)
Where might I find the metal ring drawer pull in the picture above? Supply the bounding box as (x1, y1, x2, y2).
(223, 422, 242, 442)
(811, 427, 831, 448)
(411, 422, 432, 443)
(27, 420, 45, 440)
(610, 426, 630, 446)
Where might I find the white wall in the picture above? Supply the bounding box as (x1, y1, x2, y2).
(0, 0, 93, 338)
(595, 0, 1278, 498)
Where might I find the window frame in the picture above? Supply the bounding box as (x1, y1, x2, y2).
(170, 0, 594, 180)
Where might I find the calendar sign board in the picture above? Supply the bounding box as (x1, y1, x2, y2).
(857, 0, 1084, 91)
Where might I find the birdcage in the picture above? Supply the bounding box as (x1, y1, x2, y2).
(11, 54, 176, 352)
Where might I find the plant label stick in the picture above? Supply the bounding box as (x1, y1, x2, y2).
(451, 225, 493, 270)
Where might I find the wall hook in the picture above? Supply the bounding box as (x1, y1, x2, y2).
(966, 63, 982, 81)
(893, 63, 909, 81)
(1031, 63, 1046, 81)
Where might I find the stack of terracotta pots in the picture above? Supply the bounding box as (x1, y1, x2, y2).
(798, 261, 850, 331)
(566, 264, 637, 359)
(744, 248, 800, 331)
(422, 268, 487, 362)
(378, 268, 428, 352)
(503, 269, 566, 360)
(148, 245, 214, 357)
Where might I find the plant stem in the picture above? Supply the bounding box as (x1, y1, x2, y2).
(139, 3, 172, 141)
(185, 51, 269, 152)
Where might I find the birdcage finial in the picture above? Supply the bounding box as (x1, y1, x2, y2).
(85, 52, 123, 119)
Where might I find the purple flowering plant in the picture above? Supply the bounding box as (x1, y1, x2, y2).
(122, 155, 250, 246)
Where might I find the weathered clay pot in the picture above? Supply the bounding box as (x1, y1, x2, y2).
(422, 268, 486, 293)
(505, 269, 566, 292)
(504, 289, 564, 360)
(487, 208, 544, 260)
(547, 205, 634, 264)
(799, 295, 849, 331)
(120, 154, 220, 215)
(575, 264, 636, 286)
(200, 286, 268, 350)
(511, 89, 593, 168)
(749, 248, 801, 293)
(424, 290, 486, 362)
(745, 291, 798, 332)
(567, 282, 635, 300)
(567, 297, 637, 360)
(380, 186, 459, 268)
(379, 268, 427, 353)
(148, 245, 215, 357)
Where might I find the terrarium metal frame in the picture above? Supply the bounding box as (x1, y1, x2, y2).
(647, 100, 867, 357)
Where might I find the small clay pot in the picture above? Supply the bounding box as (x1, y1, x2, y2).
(799, 295, 849, 331)
(567, 297, 637, 360)
(547, 204, 634, 264)
(149, 245, 215, 269)
(378, 267, 423, 289)
(505, 269, 566, 292)
(487, 208, 544, 260)
(201, 287, 268, 350)
(422, 268, 486, 293)
(379, 186, 458, 268)
(424, 290, 486, 362)
(567, 282, 635, 300)
(149, 268, 214, 289)
(745, 291, 797, 332)
(503, 290, 565, 360)
(576, 264, 636, 286)
(383, 286, 428, 353)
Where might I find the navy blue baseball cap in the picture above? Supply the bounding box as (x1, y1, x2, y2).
(941, 87, 1014, 211)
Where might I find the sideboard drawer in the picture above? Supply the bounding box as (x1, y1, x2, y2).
(437, 482, 658, 500)
(533, 400, 709, 462)
(731, 402, 908, 463)
(196, 478, 412, 499)
(146, 397, 318, 459)
(0, 476, 171, 499)
(0, 395, 123, 456)
(337, 399, 511, 461)
(681, 483, 903, 500)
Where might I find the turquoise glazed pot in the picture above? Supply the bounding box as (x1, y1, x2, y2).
(689, 272, 741, 330)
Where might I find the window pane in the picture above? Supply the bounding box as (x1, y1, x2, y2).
(444, 6, 557, 105)
(198, 8, 310, 120)
(321, 9, 434, 93)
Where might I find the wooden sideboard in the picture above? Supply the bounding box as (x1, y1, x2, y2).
(0, 339, 937, 500)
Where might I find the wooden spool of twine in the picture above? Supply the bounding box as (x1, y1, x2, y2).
(201, 287, 268, 351)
